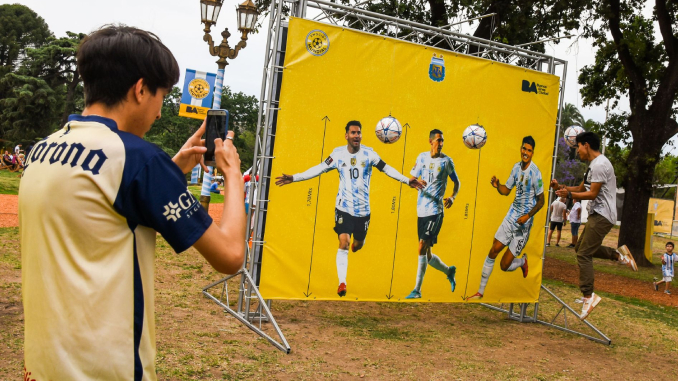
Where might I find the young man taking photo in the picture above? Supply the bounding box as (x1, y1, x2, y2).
(20, 25, 246, 380)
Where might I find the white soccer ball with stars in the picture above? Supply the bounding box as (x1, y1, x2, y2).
(375, 116, 402, 144)
(462, 124, 487, 149)
(564, 125, 585, 148)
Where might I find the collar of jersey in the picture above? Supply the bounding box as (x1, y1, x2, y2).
(68, 114, 119, 131)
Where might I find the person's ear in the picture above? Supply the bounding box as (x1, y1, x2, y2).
(131, 78, 145, 104)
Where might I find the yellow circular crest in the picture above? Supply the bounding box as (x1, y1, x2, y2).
(188, 78, 210, 99)
(306, 30, 330, 56)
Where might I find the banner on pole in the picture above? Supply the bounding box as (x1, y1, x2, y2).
(259, 18, 560, 303)
(649, 197, 674, 234)
(179, 69, 217, 120)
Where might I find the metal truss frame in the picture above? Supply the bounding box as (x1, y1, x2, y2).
(202, 0, 610, 353)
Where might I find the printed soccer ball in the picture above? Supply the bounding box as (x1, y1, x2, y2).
(462, 124, 487, 149)
(564, 125, 585, 148)
(375, 116, 402, 144)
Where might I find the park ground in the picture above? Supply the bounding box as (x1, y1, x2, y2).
(2, 170, 678, 380)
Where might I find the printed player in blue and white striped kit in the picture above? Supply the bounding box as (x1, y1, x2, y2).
(468, 136, 545, 300)
(405, 129, 461, 299)
(276, 121, 424, 297)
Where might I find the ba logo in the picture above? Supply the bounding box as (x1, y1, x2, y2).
(429, 54, 445, 82)
(306, 30, 329, 56)
(521, 80, 548, 95)
(186, 106, 198, 114)
(522, 80, 538, 94)
(188, 78, 210, 99)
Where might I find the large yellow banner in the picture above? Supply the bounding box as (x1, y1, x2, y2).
(259, 18, 560, 303)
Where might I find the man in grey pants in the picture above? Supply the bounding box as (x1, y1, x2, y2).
(551, 132, 637, 320)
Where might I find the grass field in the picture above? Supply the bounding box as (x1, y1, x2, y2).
(3, 222, 678, 379)
(189, 184, 224, 204)
(4, 171, 678, 379)
(0, 170, 20, 195)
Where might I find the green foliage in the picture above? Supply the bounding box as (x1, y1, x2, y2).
(0, 21, 84, 145)
(559, 103, 585, 128)
(0, 73, 59, 142)
(259, 1, 590, 52)
(579, 1, 677, 148)
(146, 86, 259, 172)
(0, 4, 52, 75)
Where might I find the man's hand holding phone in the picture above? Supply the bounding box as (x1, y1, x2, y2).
(214, 130, 242, 181)
(172, 119, 208, 174)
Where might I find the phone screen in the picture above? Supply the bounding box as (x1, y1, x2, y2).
(204, 109, 229, 166)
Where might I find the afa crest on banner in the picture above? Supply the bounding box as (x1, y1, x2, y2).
(429, 54, 445, 82)
(179, 69, 217, 120)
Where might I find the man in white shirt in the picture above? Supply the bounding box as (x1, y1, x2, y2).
(552, 132, 637, 320)
(568, 198, 582, 247)
(547, 197, 567, 246)
(275, 121, 424, 297)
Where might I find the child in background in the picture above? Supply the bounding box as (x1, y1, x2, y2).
(654, 242, 677, 295)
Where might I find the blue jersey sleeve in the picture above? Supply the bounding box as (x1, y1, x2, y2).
(532, 168, 544, 196)
(410, 154, 423, 178)
(447, 158, 459, 185)
(505, 165, 518, 189)
(114, 136, 212, 253)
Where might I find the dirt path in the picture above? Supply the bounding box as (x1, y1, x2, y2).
(0, 195, 225, 228)
(5, 197, 674, 309)
(0, 195, 17, 228)
(544, 256, 678, 307)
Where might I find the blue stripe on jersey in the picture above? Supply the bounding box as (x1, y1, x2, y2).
(363, 161, 372, 215)
(356, 163, 360, 216)
(132, 230, 144, 381)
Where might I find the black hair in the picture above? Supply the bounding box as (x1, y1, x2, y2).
(77, 25, 180, 107)
(667, 242, 674, 248)
(429, 129, 443, 139)
(575, 131, 601, 151)
(345, 120, 362, 132)
(522, 136, 536, 149)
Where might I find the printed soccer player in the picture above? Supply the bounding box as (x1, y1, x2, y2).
(468, 136, 545, 300)
(275, 120, 424, 297)
(405, 129, 460, 299)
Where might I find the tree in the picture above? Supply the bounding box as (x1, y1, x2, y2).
(0, 4, 51, 76)
(579, 0, 678, 266)
(0, 73, 59, 142)
(19, 32, 86, 127)
(259, 1, 589, 53)
(146, 86, 259, 172)
(560, 103, 586, 128)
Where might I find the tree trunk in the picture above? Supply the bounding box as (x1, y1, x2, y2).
(617, 117, 663, 267)
(60, 69, 79, 128)
(426, 0, 451, 50)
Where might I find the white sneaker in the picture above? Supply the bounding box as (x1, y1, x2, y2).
(580, 293, 602, 320)
(617, 245, 638, 271)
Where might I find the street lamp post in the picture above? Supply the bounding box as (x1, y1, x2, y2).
(198, 0, 259, 211)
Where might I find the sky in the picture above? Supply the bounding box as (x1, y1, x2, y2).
(6, 0, 671, 151)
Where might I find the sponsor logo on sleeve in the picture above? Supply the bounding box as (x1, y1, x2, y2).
(325, 156, 333, 166)
(163, 190, 200, 222)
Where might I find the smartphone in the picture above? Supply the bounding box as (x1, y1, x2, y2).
(204, 109, 229, 167)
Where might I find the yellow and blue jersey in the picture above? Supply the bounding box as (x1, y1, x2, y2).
(19, 115, 213, 380)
